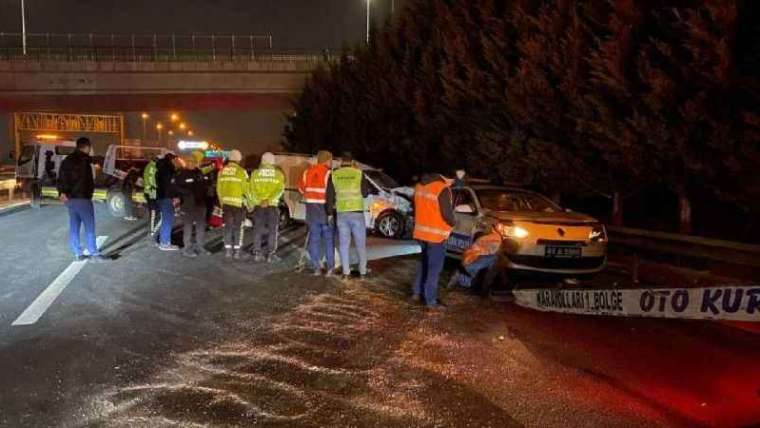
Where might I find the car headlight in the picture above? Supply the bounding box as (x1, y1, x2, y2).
(495, 223, 529, 239)
(588, 223, 607, 242)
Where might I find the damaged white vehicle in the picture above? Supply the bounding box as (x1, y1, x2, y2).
(275, 153, 413, 239)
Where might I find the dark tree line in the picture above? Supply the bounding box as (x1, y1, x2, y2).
(284, 0, 760, 238)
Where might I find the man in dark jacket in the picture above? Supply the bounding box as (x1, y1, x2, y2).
(174, 155, 212, 257)
(57, 137, 106, 261)
(155, 152, 179, 251)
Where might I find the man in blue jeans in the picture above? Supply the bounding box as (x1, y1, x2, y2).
(155, 152, 180, 251)
(412, 173, 456, 309)
(57, 137, 106, 262)
(326, 155, 371, 281)
(447, 228, 502, 290)
(298, 150, 335, 275)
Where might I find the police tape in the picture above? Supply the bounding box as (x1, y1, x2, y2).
(513, 286, 760, 321)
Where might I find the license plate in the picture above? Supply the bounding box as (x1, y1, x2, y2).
(545, 246, 581, 258)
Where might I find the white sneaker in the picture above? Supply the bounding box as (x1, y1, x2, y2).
(159, 244, 180, 251)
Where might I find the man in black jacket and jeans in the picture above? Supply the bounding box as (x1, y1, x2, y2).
(174, 155, 212, 257)
(155, 152, 180, 251)
(57, 137, 106, 261)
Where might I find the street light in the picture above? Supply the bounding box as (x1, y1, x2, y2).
(187, 130, 194, 137)
(179, 122, 187, 130)
(170, 113, 179, 123)
(141, 113, 149, 142)
(365, 0, 371, 45)
(21, 0, 27, 56)
(156, 122, 163, 145)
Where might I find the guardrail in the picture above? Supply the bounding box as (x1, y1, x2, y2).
(0, 33, 337, 63)
(607, 225, 760, 272)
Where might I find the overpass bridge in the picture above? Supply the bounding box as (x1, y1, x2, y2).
(0, 33, 330, 111)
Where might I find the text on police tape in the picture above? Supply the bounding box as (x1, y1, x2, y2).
(513, 286, 760, 321)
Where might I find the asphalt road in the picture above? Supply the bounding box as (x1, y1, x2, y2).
(0, 204, 759, 427)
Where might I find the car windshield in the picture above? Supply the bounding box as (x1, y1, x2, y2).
(364, 169, 399, 189)
(476, 189, 561, 212)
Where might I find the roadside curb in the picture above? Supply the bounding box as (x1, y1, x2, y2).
(0, 200, 31, 217)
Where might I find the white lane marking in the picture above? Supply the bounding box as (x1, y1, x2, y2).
(12, 236, 108, 326)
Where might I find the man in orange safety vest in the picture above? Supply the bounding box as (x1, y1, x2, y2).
(412, 173, 456, 309)
(298, 150, 335, 275)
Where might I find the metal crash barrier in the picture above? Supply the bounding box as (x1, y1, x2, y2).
(607, 226, 760, 277)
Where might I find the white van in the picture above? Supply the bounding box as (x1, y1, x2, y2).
(15, 139, 78, 207)
(275, 153, 413, 239)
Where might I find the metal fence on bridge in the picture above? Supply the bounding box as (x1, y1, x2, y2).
(0, 33, 335, 63)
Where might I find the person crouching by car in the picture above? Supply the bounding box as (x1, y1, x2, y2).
(175, 155, 212, 258)
(447, 227, 503, 291)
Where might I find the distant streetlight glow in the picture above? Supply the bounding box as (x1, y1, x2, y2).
(179, 122, 187, 130)
(187, 130, 194, 136)
(170, 113, 179, 122)
(141, 113, 149, 142)
(156, 122, 163, 145)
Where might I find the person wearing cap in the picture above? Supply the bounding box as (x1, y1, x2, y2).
(155, 152, 181, 251)
(216, 149, 249, 259)
(174, 153, 212, 257)
(298, 150, 335, 275)
(57, 137, 107, 262)
(453, 169, 466, 188)
(326, 154, 371, 280)
(249, 152, 286, 262)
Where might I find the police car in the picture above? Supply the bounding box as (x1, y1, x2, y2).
(446, 184, 608, 276)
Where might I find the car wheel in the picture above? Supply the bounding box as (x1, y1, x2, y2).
(279, 205, 291, 230)
(30, 182, 42, 209)
(107, 190, 127, 218)
(376, 211, 404, 239)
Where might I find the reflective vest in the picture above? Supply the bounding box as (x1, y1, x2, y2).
(142, 160, 157, 200)
(332, 167, 364, 213)
(216, 162, 249, 208)
(299, 163, 331, 204)
(413, 180, 453, 243)
(462, 231, 502, 266)
(249, 164, 285, 207)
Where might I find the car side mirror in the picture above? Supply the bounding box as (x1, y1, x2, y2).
(455, 204, 474, 214)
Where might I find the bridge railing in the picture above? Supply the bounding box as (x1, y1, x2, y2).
(0, 33, 335, 63)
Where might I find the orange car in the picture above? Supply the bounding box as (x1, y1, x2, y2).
(445, 185, 607, 276)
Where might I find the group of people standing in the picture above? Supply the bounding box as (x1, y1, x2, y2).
(143, 149, 286, 261)
(57, 139, 497, 311)
(299, 150, 370, 280)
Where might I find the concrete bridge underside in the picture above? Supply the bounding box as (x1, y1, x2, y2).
(0, 59, 315, 111)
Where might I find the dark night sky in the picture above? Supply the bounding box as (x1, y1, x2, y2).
(0, 0, 398, 50)
(0, 1, 401, 158)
